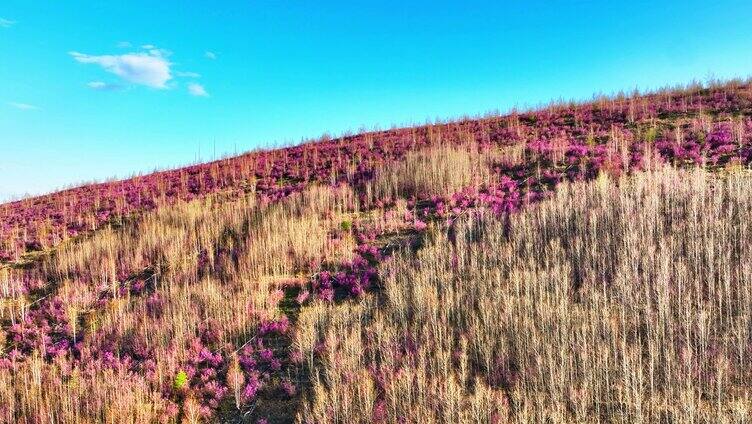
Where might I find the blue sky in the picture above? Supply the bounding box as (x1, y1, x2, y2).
(2, 1, 752, 201)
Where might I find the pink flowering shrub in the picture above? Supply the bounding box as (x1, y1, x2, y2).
(7, 297, 75, 361)
(258, 316, 290, 336)
(170, 324, 228, 416)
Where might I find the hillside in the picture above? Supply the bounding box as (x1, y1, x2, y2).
(3, 80, 752, 264)
(2, 80, 752, 422)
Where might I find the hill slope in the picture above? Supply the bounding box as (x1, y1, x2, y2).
(3, 80, 751, 263)
(2, 80, 752, 422)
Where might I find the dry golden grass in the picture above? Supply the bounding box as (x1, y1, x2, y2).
(365, 143, 493, 204)
(4, 133, 752, 422)
(0, 354, 171, 424)
(0, 182, 365, 423)
(297, 167, 752, 423)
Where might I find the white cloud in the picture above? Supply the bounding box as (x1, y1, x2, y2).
(175, 71, 201, 78)
(70, 49, 172, 89)
(0, 18, 15, 28)
(87, 81, 107, 89)
(187, 83, 209, 97)
(9, 102, 39, 110)
(87, 81, 123, 91)
(205, 51, 217, 60)
(116, 41, 132, 48)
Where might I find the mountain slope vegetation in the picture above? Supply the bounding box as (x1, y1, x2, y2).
(2, 80, 752, 422)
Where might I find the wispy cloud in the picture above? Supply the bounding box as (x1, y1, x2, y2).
(87, 81, 123, 91)
(187, 83, 209, 97)
(70, 48, 172, 89)
(8, 102, 39, 110)
(116, 41, 132, 48)
(205, 51, 217, 60)
(0, 18, 15, 28)
(175, 71, 201, 78)
(71, 45, 211, 96)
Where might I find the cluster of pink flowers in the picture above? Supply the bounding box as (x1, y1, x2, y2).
(176, 336, 228, 416)
(236, 339, 282, 401)
(86, 330, 157, 378)
(656, 122, 750, 166)
(4, 297, 75, 363)
(258, 315, 290, 336)
(310, 231, 383, 301)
